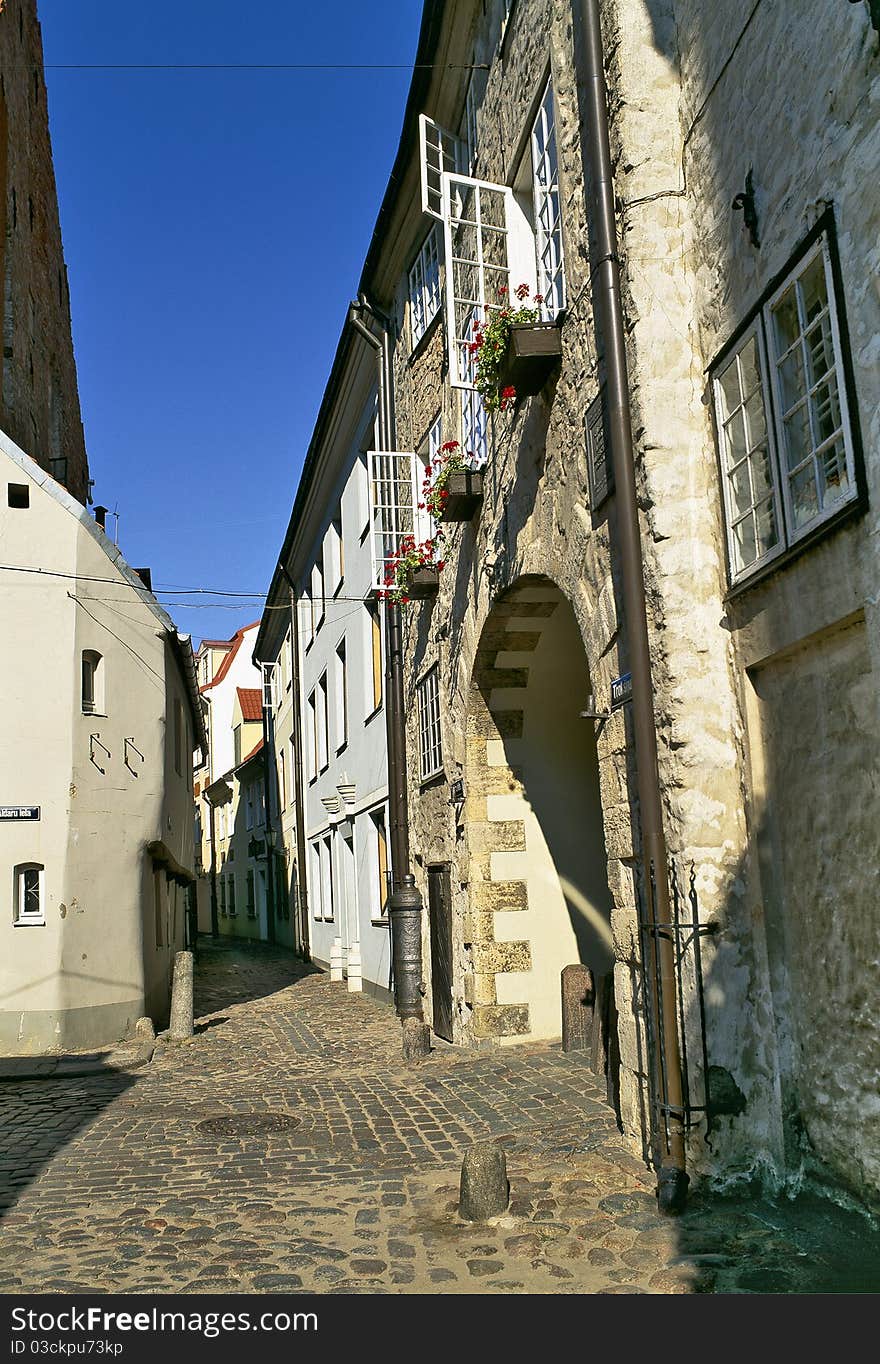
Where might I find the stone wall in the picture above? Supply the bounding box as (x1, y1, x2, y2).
(671, 0, 880, 1196)
(0, 0, 88, 503)
(369, 0, 879, 1199)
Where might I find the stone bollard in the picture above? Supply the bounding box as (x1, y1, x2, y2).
(134, 1016, 155, 1043)
(168, 951, 194, 1041)
(459, 1142, 509, 1221)
(562, 964, 595, 1052)
(347, 942, 363, 993)
(402, 1016, 431, 1062)
(330, 936, 344, 983)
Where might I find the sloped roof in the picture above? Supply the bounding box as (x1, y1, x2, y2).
(236, 687, 263, 722)
(199, 621, 261, 692)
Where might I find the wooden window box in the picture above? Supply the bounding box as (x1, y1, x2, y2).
(500, 322, 562, 398)
(437, 470, 484, 523)
(407, 566, 440, 599)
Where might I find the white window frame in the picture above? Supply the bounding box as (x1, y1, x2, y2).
(417, 665, 444, 782)
(766, 235, 857, 549)
(713, 321, 785, 583)
(310, 839, 323, 921)
(321, 834, 335, 922)
(409, 224, 442, 349)
(317, 672, 329, 773)
(335, 637, 348, 752)
(531, 79, 566, 319)
(418, 113, 466, 221)
(302, 584, 314, 648)
(460, 386, 488, 468)
(13, 863, 45, 926)
(311, 559, 325, 634)
(366, 450, 433, 590)
(81, 650, 104, 715)
(441, 172, 536, 390)
(461, 69, 487, 177)
(327, 512, 344, 596)
(307, 690, 318, 782)
(712, 230, 858, 587)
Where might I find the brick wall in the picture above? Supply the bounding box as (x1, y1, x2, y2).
(0, 0, 88, 504)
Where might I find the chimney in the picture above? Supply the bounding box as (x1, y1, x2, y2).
(94, 505, 108, 530)
(133, 567, 153, 592)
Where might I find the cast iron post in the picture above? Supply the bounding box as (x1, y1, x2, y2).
(384, 600, 431, 1057)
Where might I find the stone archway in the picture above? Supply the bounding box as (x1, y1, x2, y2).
(463, 577, 614, 1044)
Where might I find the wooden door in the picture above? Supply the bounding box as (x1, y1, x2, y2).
(427, 865, 454, 1042)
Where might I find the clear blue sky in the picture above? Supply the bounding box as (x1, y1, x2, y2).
(40, 0, 422, 645)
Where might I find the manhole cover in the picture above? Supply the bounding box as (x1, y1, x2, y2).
(197, 1113, 302, 1136)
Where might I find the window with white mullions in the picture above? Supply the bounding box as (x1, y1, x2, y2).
(711, 227, 859, 586)
(418, 665, 443, 781)
(768, 241, 852, 536)
(531, 80, 566, 318)
(418, 114, 466, 220)
(409, 225, 442, 349)
(443, 174, 535, 390)
(715, 327, 782, 579)
(366, 450, 433, 589)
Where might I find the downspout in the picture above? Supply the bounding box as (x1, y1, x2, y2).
(259, 684, 277, 946)
(350, 298, 429, 1052)
(208, 797, 219, 940)
(575, 0, 688, 1213)
(279, 561, 311, 960)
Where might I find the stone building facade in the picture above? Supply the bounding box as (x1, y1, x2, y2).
(0, 0, 88, 504)
(351, 0, 880, 1202)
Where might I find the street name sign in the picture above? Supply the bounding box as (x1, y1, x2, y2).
(0, 806, 40, 820)
(610, 673, 632, 711)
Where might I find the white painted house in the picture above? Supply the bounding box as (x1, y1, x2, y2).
(255, 313, 407, 998)
(0, 428, 205, 1053)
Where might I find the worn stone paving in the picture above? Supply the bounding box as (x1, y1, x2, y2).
(0, 941, 878, 1296)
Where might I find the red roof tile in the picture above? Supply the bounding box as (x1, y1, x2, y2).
(236, 687, 263, 722)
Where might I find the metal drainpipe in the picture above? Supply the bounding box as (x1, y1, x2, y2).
(350, 300, 428, 1036)
(208, 798, 219, 940)
(259, 686, 277, 946)
(575, 0, 688, 1213)
(279, 562, 312, 960)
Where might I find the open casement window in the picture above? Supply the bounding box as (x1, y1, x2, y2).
(366, 450, 433, 590)
(442, 174, 536, 389)
(418, 113, 466, 220)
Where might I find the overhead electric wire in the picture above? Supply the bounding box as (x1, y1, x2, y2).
(39, 62, 489, 72)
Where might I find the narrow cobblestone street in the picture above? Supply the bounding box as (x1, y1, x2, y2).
(1, 942, 878, 1296)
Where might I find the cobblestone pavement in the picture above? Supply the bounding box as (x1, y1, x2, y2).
(1, 941, 878, 1295)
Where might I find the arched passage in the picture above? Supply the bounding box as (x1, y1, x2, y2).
(464, 577, 614, 1043)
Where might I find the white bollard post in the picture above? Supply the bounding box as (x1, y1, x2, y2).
(330, 936, 344, 982)
(347, 941, 363, 993)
